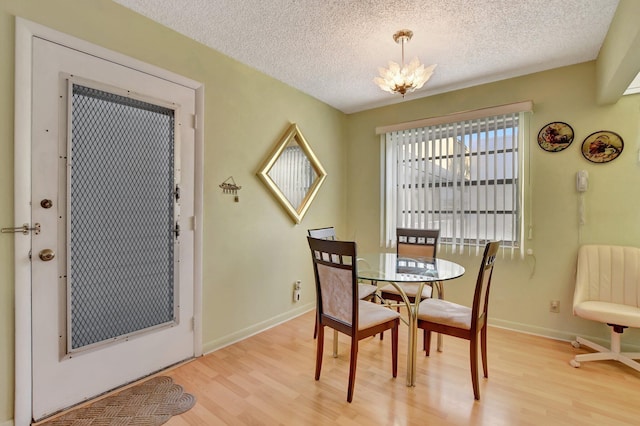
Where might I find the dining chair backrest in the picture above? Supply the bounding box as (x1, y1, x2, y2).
(307, 236, 400, 403)
(397, 228, 439, 259)
(307, 237, 358, 329)
(308, 227, 337, 240)
(416, 240, 500, 401)
(471, 241, 500, 331)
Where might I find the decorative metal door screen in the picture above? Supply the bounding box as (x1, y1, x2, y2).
(67, 81, 179, 353)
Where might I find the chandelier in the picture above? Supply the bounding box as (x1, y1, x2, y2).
(374, 29, 437, 96)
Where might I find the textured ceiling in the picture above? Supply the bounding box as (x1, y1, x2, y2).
(113, 0, 620, 113)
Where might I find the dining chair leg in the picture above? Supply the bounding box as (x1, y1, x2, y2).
(333, 330, 339, 357)
(424, 329, 432, 356)
(315, 326, 324, 380)
(470, 338, 480, 400)
(347, 338, 358, 403)
(379, 296, 387, 341)
(392, 321, 399, 377)
(481, 325, 488, 378)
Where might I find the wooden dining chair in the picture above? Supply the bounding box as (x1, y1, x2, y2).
(308, 227, 378, 339)
(379, 228, 440, 306)
(417, 240, 500, 400)
(307, 226, 338, 241)
(307, 237, 400, 402)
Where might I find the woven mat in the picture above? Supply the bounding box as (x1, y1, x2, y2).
(39, 376, 196, 426)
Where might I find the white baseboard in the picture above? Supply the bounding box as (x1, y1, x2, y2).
(489, 318, 576, 342)
(489, 318, 640, 352)
(202, 307, 640, 358)
(202, 303, 314, 354)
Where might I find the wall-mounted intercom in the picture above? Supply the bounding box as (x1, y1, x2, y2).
(576, 170, 588, 227)
(576, 170, 589, 192)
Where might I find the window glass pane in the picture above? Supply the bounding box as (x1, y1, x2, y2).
(385, 112, 523, 251)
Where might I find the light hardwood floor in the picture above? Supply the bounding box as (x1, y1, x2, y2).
(164, 311, 640, 426)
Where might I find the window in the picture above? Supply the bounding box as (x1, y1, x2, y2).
(379, 102, 532, 256)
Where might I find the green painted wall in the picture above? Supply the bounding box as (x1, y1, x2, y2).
(346, 60, 640, 347)
(0, 1, 346, 423)
(596, 0, 640, 103)
(344, 0, 640, 351)
(1, 0, 639, 424)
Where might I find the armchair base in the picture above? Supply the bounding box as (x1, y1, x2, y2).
(570, 330, 640, 372)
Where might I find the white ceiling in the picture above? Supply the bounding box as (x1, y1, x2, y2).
(113, 0, 620, 114)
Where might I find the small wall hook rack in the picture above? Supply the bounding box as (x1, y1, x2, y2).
(219, 176, 242, 202)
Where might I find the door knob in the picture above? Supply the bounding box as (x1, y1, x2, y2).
(39, 249, 55, 261)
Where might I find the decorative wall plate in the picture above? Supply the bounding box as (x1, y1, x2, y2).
(581, 130, 624, 163)
(537, 121, 574, 152)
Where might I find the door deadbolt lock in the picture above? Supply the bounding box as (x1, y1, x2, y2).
(1, 223, 40, 235)
(39, 248, 55, 262)
(40, 199, 53, 209)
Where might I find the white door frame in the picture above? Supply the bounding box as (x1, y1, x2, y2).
(14, 17, 204, 426)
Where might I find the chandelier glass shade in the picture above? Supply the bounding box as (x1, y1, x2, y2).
(374, 30, 436, 96)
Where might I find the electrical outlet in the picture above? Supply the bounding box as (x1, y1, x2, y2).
(293, 280, 301, 302)
(549, 300, 560, 313)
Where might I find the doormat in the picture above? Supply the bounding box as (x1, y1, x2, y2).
(38, 376, 196, 426)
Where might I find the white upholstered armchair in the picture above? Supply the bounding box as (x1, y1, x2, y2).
(570, 245, 640, 372)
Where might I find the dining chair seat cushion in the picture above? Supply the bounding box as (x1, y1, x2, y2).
(358, 300, 401, 330)
(379, 282, 433, 299)
(418, 298, 471, 330)
(574, 301, 640, 328)
(358, 283, 378, 300)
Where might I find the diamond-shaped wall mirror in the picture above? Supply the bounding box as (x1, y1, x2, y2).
(257, 123, 327, 224)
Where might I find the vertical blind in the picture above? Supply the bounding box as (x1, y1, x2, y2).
(380, 103, 531, 257)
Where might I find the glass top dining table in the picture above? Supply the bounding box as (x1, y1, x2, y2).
(357, 253, 465, 387)
(357, 253, 465, 284)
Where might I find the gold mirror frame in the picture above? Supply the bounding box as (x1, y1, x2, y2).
(257, 123, 327, 224)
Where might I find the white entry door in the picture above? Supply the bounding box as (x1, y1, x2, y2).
(31, 37, 196, 421)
